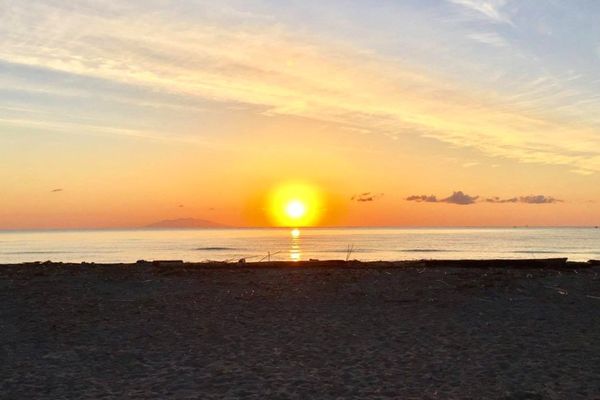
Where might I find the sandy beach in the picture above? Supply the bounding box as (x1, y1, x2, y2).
(1, 260, 599, 399)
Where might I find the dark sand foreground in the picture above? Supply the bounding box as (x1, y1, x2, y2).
(1, 260, 599, 399)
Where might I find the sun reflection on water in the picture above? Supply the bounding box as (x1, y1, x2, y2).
(290, 228, 301, 261)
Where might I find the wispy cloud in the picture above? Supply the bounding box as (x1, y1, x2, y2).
(449, 0, 513, 25)
(1, 2, 600, 174)
(467, 32, 509, 48)
(0, 117, 207, 144)
(50, 188, 63, 193)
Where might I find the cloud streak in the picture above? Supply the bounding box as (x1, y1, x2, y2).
(467, 32, 509, 48)
(449, 0, 513, 25)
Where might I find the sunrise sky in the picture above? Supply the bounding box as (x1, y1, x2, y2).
(1, 1, 600, 229)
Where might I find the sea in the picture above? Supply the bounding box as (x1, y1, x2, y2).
(0, 227, 599, 264)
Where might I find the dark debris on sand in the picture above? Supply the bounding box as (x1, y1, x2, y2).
(1, 260, 599, 399)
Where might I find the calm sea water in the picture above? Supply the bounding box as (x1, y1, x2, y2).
(0, 228, 599, 264)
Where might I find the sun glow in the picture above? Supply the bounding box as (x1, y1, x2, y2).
(286, 200, 306, 219)
(268, 182, 323, 227)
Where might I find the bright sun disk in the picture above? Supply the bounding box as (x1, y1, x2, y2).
(285, 200, 306, 219)
(267, 182, 323, 227)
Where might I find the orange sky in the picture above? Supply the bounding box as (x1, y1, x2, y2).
(1, 1, 599, 229)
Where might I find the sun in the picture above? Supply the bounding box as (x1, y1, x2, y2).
(285, 200, 306, 219)
(267, 182, 323, 227)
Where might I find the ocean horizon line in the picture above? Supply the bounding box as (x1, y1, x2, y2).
(1, 225, 599, 233)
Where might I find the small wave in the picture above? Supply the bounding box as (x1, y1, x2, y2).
(512, 250, 561, 254)
(403, 249, 453, 253)
(302, 249, 374, 254)
(195, 247, 237, 251)
(1, 250, 75, 255)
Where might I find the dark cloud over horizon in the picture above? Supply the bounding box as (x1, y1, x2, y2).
(408, 191, 562, 205)
(406, 191, 478, 205)
(485, 197, 518, 204)
(521, 195, 562, 204)
(486, 195, 562, 204)
(351, 192, 384, 202)
(442, 191, 479, 205)
(406, 194, 438, 203)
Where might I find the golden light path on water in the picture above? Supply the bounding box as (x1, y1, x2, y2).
(290, 228, 301, 261)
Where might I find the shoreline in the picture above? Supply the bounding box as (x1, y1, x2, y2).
(2, 257, 599, 270)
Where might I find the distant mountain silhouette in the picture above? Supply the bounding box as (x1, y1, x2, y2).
(145, 218, 228, 229)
